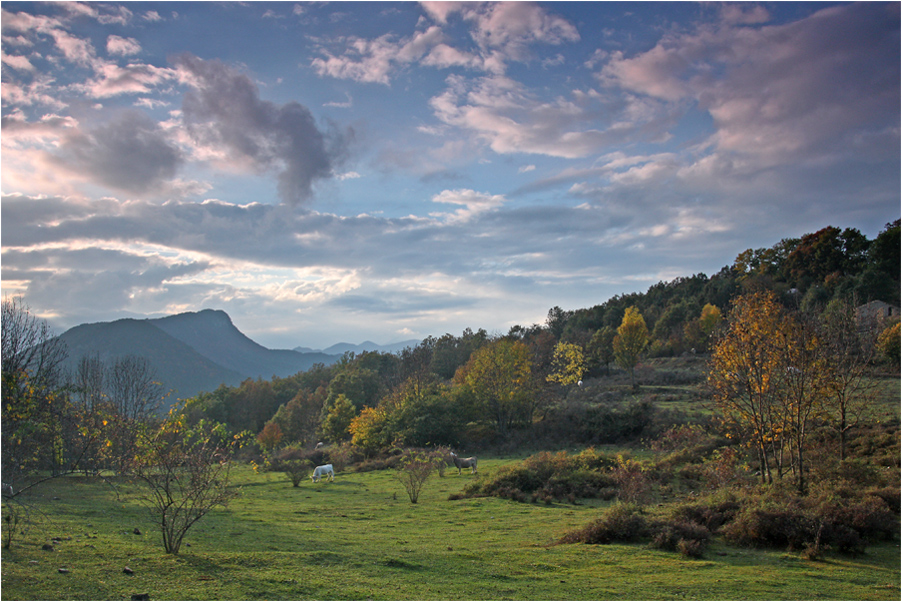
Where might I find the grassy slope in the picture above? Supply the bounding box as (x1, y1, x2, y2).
(2, 461, 898, 601)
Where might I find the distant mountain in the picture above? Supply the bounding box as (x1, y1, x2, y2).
(55, 310, 340, 401)
(295, 339, 421, 356)
(151, 309, 336, 378)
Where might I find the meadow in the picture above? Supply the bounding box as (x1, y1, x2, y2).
(2, 458, 899, 601)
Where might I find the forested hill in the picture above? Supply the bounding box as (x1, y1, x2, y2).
(546, 220, 900, 356)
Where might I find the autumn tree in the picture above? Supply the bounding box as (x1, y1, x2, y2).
(708, 291, 786, 484)
(457, 339, 533, 436)
(547, 342, 586, 386)
(269, 387, 325, 446)
(776, 313, 830, 492)
(256, 421, 284, 451)
(613, 306, 649, 389)
(349, 405, 393, 454)
(106, 355, 164, 473)
(396, 449, 438, 504)
(877, 321, 900, 369)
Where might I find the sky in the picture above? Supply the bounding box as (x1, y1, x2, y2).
(1, 1, 899, 350)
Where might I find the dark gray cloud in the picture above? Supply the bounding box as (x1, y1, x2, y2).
(174, 54, 352, 204)
(55, 110, 181, 193)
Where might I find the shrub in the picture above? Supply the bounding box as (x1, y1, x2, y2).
(722, 507, 817, 550)
(670, 493, 742, 532)
(267, 446, 315, 487)
(677, 537, 707, 559)
(818, 496, 898, 543)
(559, 503, 648, 545)
(455, 449, 619, 503)
(648, 520, 711, 558)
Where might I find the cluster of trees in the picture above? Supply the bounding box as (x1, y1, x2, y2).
(708, 291, 887, 493)
(2, 297, 240, 554)
(2, 296, 167, 482)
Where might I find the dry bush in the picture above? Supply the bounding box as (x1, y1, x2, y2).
(395, 449, 437, 504)
(559, 503, 648, 545)
(267, 446, 315, 487)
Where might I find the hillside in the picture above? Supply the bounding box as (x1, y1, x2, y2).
(56, 310, 340, 400)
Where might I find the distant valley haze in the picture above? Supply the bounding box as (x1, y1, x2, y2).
(1, 1, 898, 350)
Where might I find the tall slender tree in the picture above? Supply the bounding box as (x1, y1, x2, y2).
(613, 306, 649, 389)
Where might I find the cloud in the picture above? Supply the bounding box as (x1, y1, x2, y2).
(311, 26, 447, 84)
(429, 74, 677, 158)
(458, 1, 580, 59)
(430, 188, 507, 223)
(1, 50, 35, 71)
(83, 62, 176, 97)
(53, 110, 182, 193)
(106, 35, 141, 56)
(175, 54, 352, 204)
(313, 2, 579, 83)
(600, 2, 900, 167)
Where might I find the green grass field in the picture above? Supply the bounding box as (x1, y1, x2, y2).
(2, 459, 899, 601)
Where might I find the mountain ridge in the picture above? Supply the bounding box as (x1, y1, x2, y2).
(296, 339, 422, 356)
(55, 310, 342, 401)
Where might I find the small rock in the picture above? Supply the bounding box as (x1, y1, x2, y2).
(41, 544, 54, 551)
(123, 567, 134, 575)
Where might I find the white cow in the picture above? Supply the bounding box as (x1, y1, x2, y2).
(450, 452, 477, 475)
(311, 464, 334, 482)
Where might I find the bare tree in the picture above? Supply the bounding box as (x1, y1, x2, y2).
(73, 353, 106, 413)
(130, 413, 239, 554)
(1, 296, 69, 481)
(107, 355, 164, 472)
(108, 355, 162, 422)
(396, 449, 437, 503)
(820, 300, 879, 462)
(67, 354, 112, 475)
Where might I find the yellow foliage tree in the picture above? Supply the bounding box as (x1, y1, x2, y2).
(708, 290, 785, 484)
(613, 306, 648, 389)
(459, 339, 532, 435)
(547, 342, 586, 386)
(349, 405, 391, 454)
